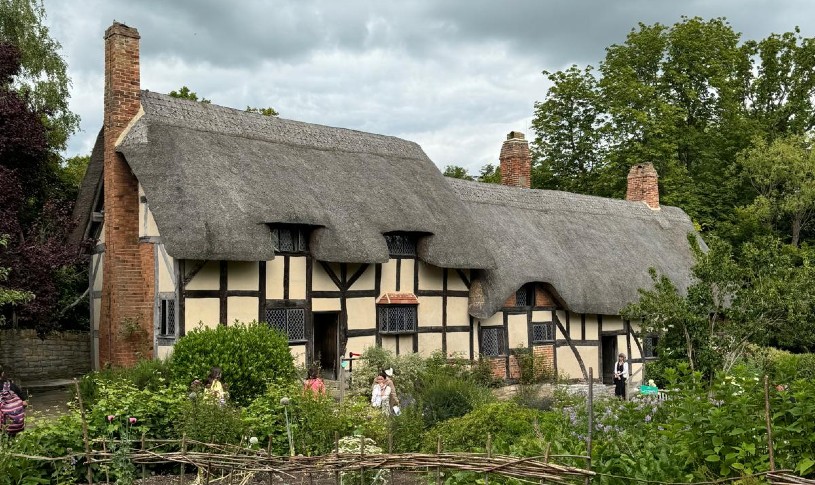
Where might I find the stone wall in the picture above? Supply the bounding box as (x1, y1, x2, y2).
(0, 329, 91, 382)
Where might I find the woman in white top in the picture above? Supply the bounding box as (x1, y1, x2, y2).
(613, 353, 628, 400)
(371, 375, 391, 414)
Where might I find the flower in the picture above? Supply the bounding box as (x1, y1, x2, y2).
(644, 415, 652, 423)
(107, 415, 115, 422)
(249, 437, 259, 445)
(129, 417, 137, 424)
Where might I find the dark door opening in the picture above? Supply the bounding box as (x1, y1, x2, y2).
(601, 336, 617, 384)
(313, 312, 339, 380)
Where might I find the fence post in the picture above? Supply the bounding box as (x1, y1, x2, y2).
(485, 433, 492, 485)
(73, 379, 94, 485)
(267, 436, 274, 485)
(334, 432, 340, 485)
(359, 435, 366, 485)
(436, 435, 442, 485)
(101, 438, 110, 485)
(586, 367, 593, 485)
(764, 375, 775, 471)
(141, 432, 147, 481)
(180, 434, 187, 485)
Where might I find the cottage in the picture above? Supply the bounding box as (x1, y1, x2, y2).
(72, 23, 699, 385)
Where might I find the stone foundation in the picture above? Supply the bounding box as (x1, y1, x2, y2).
(0, 329, 90, 383)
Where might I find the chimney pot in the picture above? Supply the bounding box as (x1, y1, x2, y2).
(499, 131, 532, 188)
(626, 162, 660, 209)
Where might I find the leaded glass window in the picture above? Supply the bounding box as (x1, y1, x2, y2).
(643, 335, 659, 358)
(159, 298, 176, 337)
(377, 305, 417, 334)
(266, 307, 306, 341)
(384, 233, 417, 257)
(515, 284, 534, 307)
(273, 226, 308, 254)
(481, 327, 505, 357)
(532, 322, 555, 343)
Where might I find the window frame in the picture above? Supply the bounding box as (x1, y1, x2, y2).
(480, 326, 506, 357)
(377, 304, 418, 335)
(642, 334, 659, 359)
(514, 283, 534, 307)
(157, 295, 178, 345)
(265, 305, 308, 343)
(531, 321, 555, 344)
(383, 232, 419, 258)
(271, 225, 309, 255)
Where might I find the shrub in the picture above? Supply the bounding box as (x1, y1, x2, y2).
(424, 402, 542, 453)
(76, 358, 173, 406)
(87, 379, 187, 440)
(419, 372, 493, 428)
(349, 346, 426, 400)
(175, 396, 246, 446)
(170, 321, 296, 405)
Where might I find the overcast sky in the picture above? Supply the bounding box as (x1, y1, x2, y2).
(42, 0, 813, 174)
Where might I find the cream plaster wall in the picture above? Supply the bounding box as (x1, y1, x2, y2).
(156, 345, 173, 360)
(418, 333, 440, 357)
(380, 260, 397, 293)
(584, 315, 599, 340)
(92, 298, 101, 331)
(579, 346, 600, 376)
(186, 298, 219, 329)
(418, 297, 442, 327)
(186, 261, 220, 290)
(417, 262, 443, 291)
(479, 312, 503, 327)
(312, 298, 341, 312)
(556, 346, 582, 380)
(448, 269, 469, 291)
(532, 310, 553, 322)
(228, 262, 258, 290)
(348, 264, 375, 290)
(138, 184, 160, 238)
(346, 336, 376, 355)
(569, 312, 582, 340)
(399, 334, 413, 353)
(290, 257, 307, 299)
(555, 310, 567, 339)
(98, 222, 105, 243)
(446, 297, 469, 326)
(446, 331, 470, 357)
(157, 248, 174, 293)
(93, 255, 104, 291)
(346, 298, 375, 330)
(290, 345, 306, 368)
(312, 262, 340, 291)
(227, 297, 258, 324)
(266, 258, 285, 299)
(507, 313, 527, 349)
(381, 335, 397, 352)
(399, 259, 415, 292)
(603, 315, 625, 332)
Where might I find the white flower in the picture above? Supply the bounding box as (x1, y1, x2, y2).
(249, 437, 259, 445)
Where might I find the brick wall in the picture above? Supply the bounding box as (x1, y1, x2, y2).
(100, 22, 155, 367)
(499, 131, 531, 189)
(0, 329, 90, 382)
(534, 286, 556, 307)
(626, 163, 660, 209)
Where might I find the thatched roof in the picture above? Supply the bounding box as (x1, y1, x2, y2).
(69, 129, 104, 245)
(112, 91, 494, 267)
(448, 179, 700, 318)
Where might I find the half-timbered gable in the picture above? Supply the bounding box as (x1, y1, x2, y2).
(72, 22, 701, 387)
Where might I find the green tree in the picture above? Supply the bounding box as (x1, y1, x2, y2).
(0, 0, 78, 150)
(739, 135, 815, 247)
(477, 164, 501, 184)
(168, 86, 210, 103)
(532, 17, 815, 238)
(0, 235, 34, 324)
(245, 106, 279, 117)
(442, 165, 474, 181)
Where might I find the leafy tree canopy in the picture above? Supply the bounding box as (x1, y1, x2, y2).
(245, 106, 279, 117)
(442, 165, 474, 181)
(168, 86, 210, 103)
(0, 0, 78, 150)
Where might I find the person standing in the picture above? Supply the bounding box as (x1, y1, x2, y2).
(613, 353, 628, 400)
(383, 368, 400, 415)
(0, 380, 26, 436)
(304, 368, 326, 395)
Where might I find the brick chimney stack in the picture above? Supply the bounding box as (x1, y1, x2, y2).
(626, 163, 660, 209)
(100, 22, 154, 367)
(499, 131, 531, 189)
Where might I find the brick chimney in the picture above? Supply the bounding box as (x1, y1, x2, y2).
(499, 131, 531, 188)
(100, 22, 154, 367)
(626, 163, 660, 209)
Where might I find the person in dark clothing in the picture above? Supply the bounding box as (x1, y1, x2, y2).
(613, 353, 628, 400)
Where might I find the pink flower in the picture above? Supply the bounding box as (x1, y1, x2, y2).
(129, 417, 137, 424)
(107, 415, 116, 422)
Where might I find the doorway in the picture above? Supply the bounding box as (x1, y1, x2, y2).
(313, 312, 339, 380)
(601, 335, 617, 384)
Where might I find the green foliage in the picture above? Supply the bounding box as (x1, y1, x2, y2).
(76, 358, 173, 406)
(170, 321, 296, 405)
(442, 165, 474, 181)
(59, 155, 89, 191)
(0, 0, 79, 149)
(175, 396, 245, 446)
(477, 163, 501, 184)
(245, 106, 279, 116)
(424, 402, 542, 453)
(168, 86, 210, 103)
(87, 379, 186, 440)
(419, 371, 494, 429)
(0, 235, 34, 322)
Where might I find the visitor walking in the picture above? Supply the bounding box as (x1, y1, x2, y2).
(383, 368, 400, 415)
(0, 380, 26, 436)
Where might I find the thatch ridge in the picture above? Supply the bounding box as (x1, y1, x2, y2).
(448, 178, 700, 317)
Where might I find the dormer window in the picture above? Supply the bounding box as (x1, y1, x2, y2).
(384, 232, 418, 257)
(271, 225, 309, 254)
(515, 283, 534, 307)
